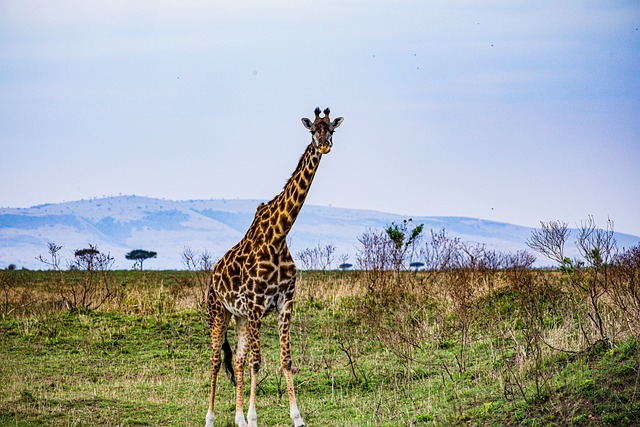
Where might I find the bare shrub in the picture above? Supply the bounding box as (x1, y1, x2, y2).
(37, 242, 66, 305)
(297, 243, 336, 271)
(356, 228, 396, 292)
(422, 229, 459, 271)
(181, 247, 214, 283)
(181, 247, 215, 312)
(527, 218, 623, 347)
(610, 244, 640, 337)
(526, 220, 570, 265)
(37, 243, 116, 311)
(575, 217, 617, 342)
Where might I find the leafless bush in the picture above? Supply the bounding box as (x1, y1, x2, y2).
(526, 220, 570, 265)
(526, 217, 630, 347)
(423, 229, 459, 271)
(181, 247, 215, 311)
(297, 243, 336, 271)
(575, 216, 617, 342)
(356, 228, 396, 292)
(37, 242, 116, 311)
(39, 242, 63, 267)
(610, 244, 640, 336)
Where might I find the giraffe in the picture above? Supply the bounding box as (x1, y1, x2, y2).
(205, 107, 344, 427)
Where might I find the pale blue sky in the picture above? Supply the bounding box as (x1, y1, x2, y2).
(1, 1, 639, 235)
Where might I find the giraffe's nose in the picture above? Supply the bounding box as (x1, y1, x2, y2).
(318, 145, 331, 154)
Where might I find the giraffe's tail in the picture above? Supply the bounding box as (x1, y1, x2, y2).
(222, 332, 235, 386)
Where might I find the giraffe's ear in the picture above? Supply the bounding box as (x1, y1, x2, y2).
(332, 117, 344, 128)
(301, 118, 313, 130)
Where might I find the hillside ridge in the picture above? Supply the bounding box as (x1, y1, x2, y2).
(1, 195, 638, 270)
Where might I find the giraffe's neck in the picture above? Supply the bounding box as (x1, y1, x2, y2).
(249, 143, 322, 245)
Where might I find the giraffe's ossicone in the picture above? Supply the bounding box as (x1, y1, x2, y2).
(205, 108, 344, 427)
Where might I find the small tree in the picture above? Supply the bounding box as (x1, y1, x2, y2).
(73, 248, 101, 270)
(385, 219, 424, 271)
(125, 249, 157, 270)
(409, 262, 424, 271)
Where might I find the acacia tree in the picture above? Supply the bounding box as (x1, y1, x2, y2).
(125, 249, 157, 270)
(385, 219, 424, 271)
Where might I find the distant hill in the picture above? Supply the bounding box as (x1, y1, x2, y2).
(1, 195, 638, 270)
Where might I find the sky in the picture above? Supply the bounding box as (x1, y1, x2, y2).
(1, 1, 639, 236)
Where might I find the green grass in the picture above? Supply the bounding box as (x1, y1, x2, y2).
(1, 310, 208, 426)
(1, 270, 639, 426)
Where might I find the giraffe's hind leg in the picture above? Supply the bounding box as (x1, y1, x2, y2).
(233, 312, 262, 427)
(205, 291, 231, 427)
(233, 316, 249, 427)
(246, 313, 262, 427)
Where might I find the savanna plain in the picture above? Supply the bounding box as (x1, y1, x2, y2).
(1, 221, 639, 427)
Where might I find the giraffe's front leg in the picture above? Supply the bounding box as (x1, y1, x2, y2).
(234, 313, 261, 427)
(246, 312, 262, 427)
(234, 316, 249, 427)
(279, 299, 306, 427)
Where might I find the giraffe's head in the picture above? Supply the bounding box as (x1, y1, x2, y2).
(301, 107, 344, 154)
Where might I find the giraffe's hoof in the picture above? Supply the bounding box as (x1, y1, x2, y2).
(205, 411, 215, 427)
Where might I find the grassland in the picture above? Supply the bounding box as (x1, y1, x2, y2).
(1, 267, 639, 427)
